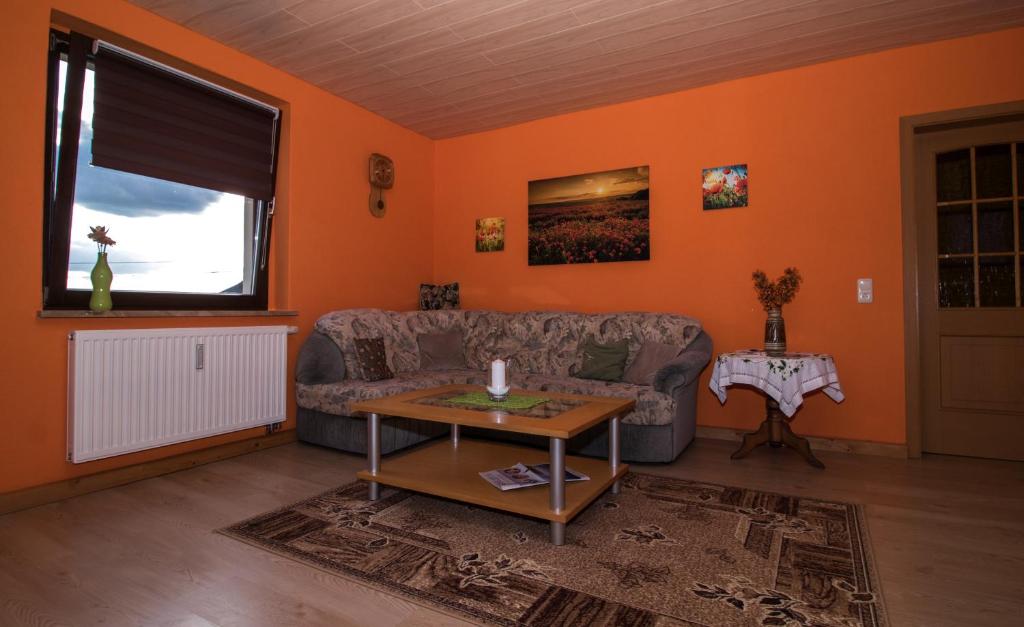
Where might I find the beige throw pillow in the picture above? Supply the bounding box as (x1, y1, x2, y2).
(623, 340, 683, 386)
(417, 329, 467, 370)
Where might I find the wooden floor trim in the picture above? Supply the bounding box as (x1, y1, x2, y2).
(0, 430, 297, 516)
(696, 426, 908, 459)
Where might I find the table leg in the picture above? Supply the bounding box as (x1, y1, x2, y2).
(781, 422, 825, 469)
(609, 415, 621, 494)
(367, 412, 381, 500)
(730, 398, 825, 469)
(730, 418, 771, 460)
(550, 437, 566, 546)
(768, 397, 785, 448)
(450, 423, 460, 447)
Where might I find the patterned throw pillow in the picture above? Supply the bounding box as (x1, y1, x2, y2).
(353, 337, 393, 381)
(419, 282, 460, 310)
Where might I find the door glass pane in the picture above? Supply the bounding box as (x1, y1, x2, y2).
(936, 149, 971, 201)
(975, 143, 1012, 199)
(938, 257, 974, 307)
(979, 256, 1015, 307)
(937, 205, 973, 254)
(977, 201, 1014, 253)
(1017, 143, 1022, 194)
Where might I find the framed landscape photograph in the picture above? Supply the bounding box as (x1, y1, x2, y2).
(702, 164, 748, 210)
(475, 217, 505, 252)
(527, 166, 650, 266)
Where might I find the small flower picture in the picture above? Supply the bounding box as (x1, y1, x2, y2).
(475, 217, 505, 252)
(702, 164, 748, 210)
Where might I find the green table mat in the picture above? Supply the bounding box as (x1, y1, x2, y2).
(446, 391, 550, 410)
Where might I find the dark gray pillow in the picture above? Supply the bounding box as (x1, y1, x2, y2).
(295, 331, 346, 384)
(623, 340, 683, 386)
(418, 329, 467, 370)
(574, 337, 629, 381)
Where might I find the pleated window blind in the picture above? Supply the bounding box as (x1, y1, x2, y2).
(91, 45, 278, 201)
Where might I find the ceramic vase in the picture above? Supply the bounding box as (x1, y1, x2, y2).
(89, 252, 113, 313)
(764, 307, 786, 356)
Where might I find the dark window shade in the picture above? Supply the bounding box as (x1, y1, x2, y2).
(92, 46, 278, 201)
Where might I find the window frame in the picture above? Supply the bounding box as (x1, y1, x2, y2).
(42, 30, 280, 311)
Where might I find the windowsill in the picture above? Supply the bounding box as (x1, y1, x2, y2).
(38, 309, 298, 319)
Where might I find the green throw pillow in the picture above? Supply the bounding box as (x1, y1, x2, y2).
(575, 337, 629, 381)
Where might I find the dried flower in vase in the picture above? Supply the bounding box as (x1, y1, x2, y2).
(87, 226, 116, 253)
(751, 267, 802, 311)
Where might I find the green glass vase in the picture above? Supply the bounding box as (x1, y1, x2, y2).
(89, 252, 113, 312)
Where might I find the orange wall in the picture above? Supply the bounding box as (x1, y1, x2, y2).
(0, 0, 435, 493)
(434, 28, 1024, 445)
(3, 1, 1021, 496)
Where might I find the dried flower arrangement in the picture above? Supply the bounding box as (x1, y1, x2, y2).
(752, 267, 802, 311)
(87, 226, 116, 253)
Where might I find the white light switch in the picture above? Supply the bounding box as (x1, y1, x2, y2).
(857, 278, 873, 303)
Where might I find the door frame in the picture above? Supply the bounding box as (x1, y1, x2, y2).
(899, 100, 1024, 458)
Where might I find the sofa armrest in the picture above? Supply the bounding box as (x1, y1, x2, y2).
(295, 330, 346, 384)
(653, 331, 713, 396)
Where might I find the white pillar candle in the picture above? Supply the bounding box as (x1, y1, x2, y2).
(490, 359, 506, 390)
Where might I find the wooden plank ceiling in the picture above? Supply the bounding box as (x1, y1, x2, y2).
(128, 0, 1024, 138)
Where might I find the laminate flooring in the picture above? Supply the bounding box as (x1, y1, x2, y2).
(1, 439, 1022, 626)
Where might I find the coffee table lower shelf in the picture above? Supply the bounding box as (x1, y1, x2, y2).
(355, 438, 628, 525)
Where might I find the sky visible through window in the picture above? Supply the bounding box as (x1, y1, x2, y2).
(58, 62, 248, 294)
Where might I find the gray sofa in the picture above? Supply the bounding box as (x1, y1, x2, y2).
(295, 309, 712, 463)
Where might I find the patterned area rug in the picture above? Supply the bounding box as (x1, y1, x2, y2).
(220, 473, 886, 626)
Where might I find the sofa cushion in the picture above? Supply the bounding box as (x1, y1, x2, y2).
(463, 310, 584, 375)
(417, 329, 467, 370)
(296, 370, 488, 416)
(514, 373, 676, 426)
(316, 308, 702, 382)
(461, 310, 702, 377)
(574, 336, 629, 381)
(297, 370, 672, 427)
(353, 337, 393, 381)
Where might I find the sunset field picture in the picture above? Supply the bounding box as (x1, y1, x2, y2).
(528, 166, 650, 266)
(702, 164, 748, 209)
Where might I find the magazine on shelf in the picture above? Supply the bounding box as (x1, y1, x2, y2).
(479, 462, 590, 491)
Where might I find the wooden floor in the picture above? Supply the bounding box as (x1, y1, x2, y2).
(1, 439, 1022, 626)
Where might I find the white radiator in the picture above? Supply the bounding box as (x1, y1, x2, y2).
(68, 326, 289, 463)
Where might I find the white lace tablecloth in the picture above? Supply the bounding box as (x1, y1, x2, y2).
(709, 350, 845, 417)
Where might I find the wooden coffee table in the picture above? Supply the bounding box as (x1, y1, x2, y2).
(351, 384, 633, 545)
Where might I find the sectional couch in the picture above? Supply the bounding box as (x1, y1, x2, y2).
(294, 309, 712, 462)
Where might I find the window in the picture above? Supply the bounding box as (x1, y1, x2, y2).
(43, 30, 281, 310)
